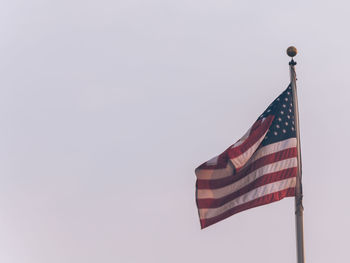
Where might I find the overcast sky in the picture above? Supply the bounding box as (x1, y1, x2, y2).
(1, 1, 350, 262)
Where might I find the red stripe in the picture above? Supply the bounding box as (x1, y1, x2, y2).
(227, 115, 274, 159)
(196, 167, 297, 209)
(199, 187, 295, 229)
(196, 147, 297, 189)
(196, 115, 274, 170)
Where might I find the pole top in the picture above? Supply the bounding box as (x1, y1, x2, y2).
(287, 46, 297, 66)
(287, 46, 297, 57)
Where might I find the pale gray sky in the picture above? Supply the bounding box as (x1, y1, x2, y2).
(1, 1, 350, 262)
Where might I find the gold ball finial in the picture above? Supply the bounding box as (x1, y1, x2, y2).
(287, 46, 297, 57)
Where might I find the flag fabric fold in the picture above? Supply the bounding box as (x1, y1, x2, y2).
(195, 85, 298, 229)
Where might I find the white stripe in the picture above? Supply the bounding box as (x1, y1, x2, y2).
(248, 138, 297, 165)
(199, 177, 296, 220)
(230, 130, 268, 169)
(197, 157, 297, 199)
(196, 138, 297, 180)
(195, 162, 234, 180)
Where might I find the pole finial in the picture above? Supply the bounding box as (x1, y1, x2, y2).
(287, 46, 297, 57)
(287, 46, 297, 66)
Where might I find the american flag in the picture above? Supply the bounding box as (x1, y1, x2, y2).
(195, 85, 298, 229)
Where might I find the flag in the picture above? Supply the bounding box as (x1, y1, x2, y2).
(195, 85, 298, 229)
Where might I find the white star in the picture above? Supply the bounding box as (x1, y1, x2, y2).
(285, 98, 288, 101)
(278, 117, 282, 122)
(274, 131, 278, 136)
(285, 122, 288, 126)
(287, 115, 290, 119)
(289, 109, 292, 112)
(282, 129, 286, 133)
(287, 92, 291, 95)
(276, 124, 280, 128)
(292, 127, 295, 131)
(283, 104, 286, 108)
(280, 111, 284, 114)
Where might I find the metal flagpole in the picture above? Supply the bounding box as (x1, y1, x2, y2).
(287, 46, 305, 263)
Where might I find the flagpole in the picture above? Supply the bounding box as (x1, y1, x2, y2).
(287, 46, 305, 263)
